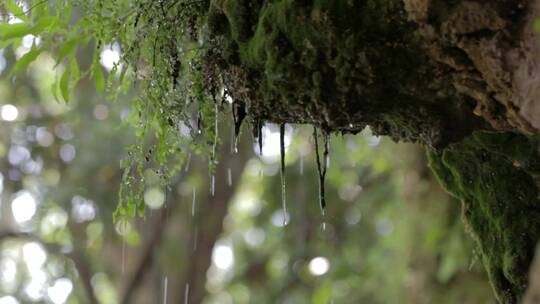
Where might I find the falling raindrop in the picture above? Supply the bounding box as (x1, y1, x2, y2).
(211, 175, 215, 196)
(212, 103, 218, 162)
(184, 153, 192, 173)
(299, 153, 304, 175)
(191, 187, 196, 217)
(280, 124, 288, 226)
(196, 111, 202, 134)
(230, 115, 236, 154)
(121, 239, 126, 274)
(210, 102, 218, 197)
(227, 168, 232, 186)
(258, 120, 263, 156)
(313, 127, 329, 213)
(193, 227, 198, 252)
(184, 283, 190, 304)
(163, 276, 168, 304)
(231, 102, 244, 154)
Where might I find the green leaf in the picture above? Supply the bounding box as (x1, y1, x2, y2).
(55, 37, 81, 66)
(127, 202, 136, 217)
(0, 23, 33, 39)
(535, 20, 540, 32)
(50, 76, 59, 102)
(92, 59, 105, 93)
(70, 59, 79, 89)
(9, 47, 42, 76)
(31, 16, 62, 33)
(0, 38, 16, 49)
(31, 0, 49, 21)
(137, 202, 145, 217)
(5, 0, 29, 22)
(0, 16, 61, 40)
(59, 62, 71, 102)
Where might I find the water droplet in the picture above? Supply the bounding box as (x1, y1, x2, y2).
(211, 175, 215, 196)
(121, 239, 126, 274)
(212, 103, 218, 162)
(258, 121, 264, 156)
(299, 153, 304, 175)
(184, 283, 190, 304)
(193, 227, 198, 252)
(313, 127, 329, 213)
(280, 124, 288, 226)
(163, 276, 168, 304)
(184, 153, 192, 173)
(191, 187, 196, 217)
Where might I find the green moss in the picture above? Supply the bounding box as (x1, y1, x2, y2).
(428, 132, 540, 303)
(205, 0, 481, 146)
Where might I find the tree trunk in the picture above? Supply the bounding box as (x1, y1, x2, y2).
(202, 0, 540, 302)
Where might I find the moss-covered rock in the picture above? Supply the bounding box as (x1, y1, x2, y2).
(203, 1, 540, 301)
(428, 132, 540, 303)
(206, 0, 485, 147)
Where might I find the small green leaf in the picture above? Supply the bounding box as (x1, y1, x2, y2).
(535, 20, 540, 32)
(31, 16, 62, 33)
(0, 23, 33, 39)
(9, 47, 42, 76)
(0, 38, 16, 50)
(137, 202, 145, 217)
(55, 38, 80, 66)
(70, 59, 79, 89)
(59, 62, 71, 102)
(31, 0, 49, 21)
(5, 0, 29, 22)
(127, 203, 136, 217)
(92, 59, 105, 93)
(50, 76, 59, 102)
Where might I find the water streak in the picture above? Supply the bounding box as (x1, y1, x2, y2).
(163, 276, 168, 304)
(211, 175, 215, 196)
(184, 153, 192, 173)
(121, 239, 126, 274)
(193, 226, 198, 252)
(299, 153, 304, 175)
(184, 283, 190, 304)
(227, 168, 232, 186)
(313, 127, 329, 213)
(280, 124, 287, 225)
(191, 187, 196, 216)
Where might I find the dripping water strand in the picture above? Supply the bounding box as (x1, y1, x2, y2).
(193, 226, 198, 251)
(231, 102, 242, 154)
(280, 123, 287, 225)
(227, 167, 232, 186)
(299, 153, 304, 175)
(258, 120, 263, 156)
(191, 187, 196, 216)
(230, 107, 235, 154)
(211, 175, 215, 196)
(184, 153, 191, 173)
(196, 111, 202, 134)
(162, 276, 168, 304)
(121, 238, 126, 274)
(230, 126, 237, 154)
(211, 102, 218, 196)
(313, 127, 329, 214)
(184, 283, 190, 304)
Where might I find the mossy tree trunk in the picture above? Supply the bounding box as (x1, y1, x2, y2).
(200, 0, 540, 302)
